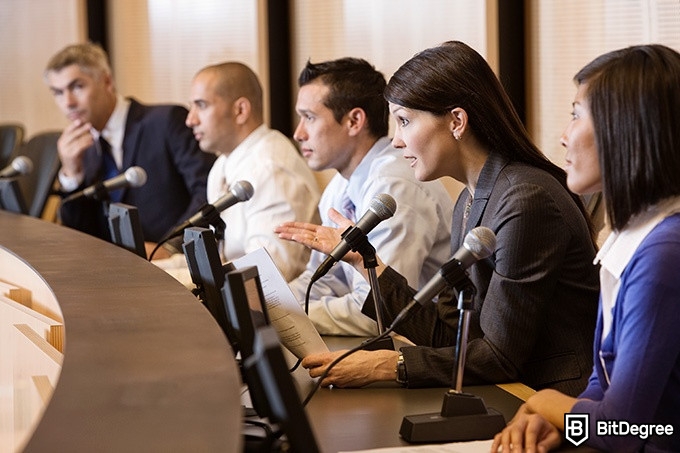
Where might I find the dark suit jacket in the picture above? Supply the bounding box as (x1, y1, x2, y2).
(364, 153, 599, 396)
(59, 99, 215, 243)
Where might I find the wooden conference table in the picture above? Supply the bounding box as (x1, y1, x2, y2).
(294, 336, 528, 452)
(1, 209, 575, 453)
(0, 210, 242, 452)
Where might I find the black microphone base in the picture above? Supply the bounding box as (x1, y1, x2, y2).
(360, 336, 394, 351)
(399, 392, 505, 443)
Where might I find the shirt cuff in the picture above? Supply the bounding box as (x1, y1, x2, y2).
(58, 170, 85, 193)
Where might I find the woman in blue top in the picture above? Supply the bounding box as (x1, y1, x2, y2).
(492, 44, 680, 453)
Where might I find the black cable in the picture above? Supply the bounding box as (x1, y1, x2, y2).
(147, 225, 181, 261)
(304, 276, 313, 315)
(243, 417, 277, 442)
(288, 280, 314, 373)
(148, 204, 226, 261)
(148, 239, 165, 261)
(289, 358, 302, 373)
(301, 326, 396, 407)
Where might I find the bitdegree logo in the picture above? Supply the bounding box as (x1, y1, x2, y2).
(565, 413, 675, 447)
(597, 420, 674, 439)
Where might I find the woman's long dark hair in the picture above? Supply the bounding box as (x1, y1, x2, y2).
(385, 40, 594, 241)
(575, 44, 680, 231)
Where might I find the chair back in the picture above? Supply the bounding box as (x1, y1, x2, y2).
(12, 131, 61, 218)
(0, 123, 25, 168)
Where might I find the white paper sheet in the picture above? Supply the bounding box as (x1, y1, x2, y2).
(341, 439, 493, 453)
(232, 247, 329, 359)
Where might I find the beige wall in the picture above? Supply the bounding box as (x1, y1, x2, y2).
(0, 0, 87, 137)
(1, 0, 678, 199)
(527, 0, 680, 165)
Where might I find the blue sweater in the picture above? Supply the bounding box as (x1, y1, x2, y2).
(572, 214, 680, 452)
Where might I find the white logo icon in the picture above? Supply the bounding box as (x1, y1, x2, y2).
(565, 413, 590, 446)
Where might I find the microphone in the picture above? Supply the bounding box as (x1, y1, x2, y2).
(311, 193, 396, 282)
(63, 166, 147, 202)
(0, 156, 33, 178)
(413, 226, 496, 305)
(166, 180, 254, 238)
(399, 225, 504, 444)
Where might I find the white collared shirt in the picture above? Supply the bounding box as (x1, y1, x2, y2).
(207, 125, 320, 281)
(594, 196, 680, 343)
(98, 95, 130, 169)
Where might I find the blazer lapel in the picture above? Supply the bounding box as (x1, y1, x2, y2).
(451, 153, 509, 254)
(121, 98, 145, 168)
(465, 153, 509, 234)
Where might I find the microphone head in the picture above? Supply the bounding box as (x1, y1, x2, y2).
(12, 156, 33, 176)
(369, 193, 397, 220)
(230, 180, 254, 202)
(124, 166, 147, 188)
(463, 226, 496, 260)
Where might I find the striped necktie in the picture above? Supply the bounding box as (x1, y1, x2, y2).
(341, 192, 356, 222)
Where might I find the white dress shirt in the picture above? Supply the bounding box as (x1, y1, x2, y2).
(156, 125, 320, 285)
(207, 125, 320, 281)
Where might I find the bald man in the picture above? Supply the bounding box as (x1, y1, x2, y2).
(157, 62, 320, 283)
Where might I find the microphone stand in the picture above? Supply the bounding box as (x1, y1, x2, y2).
(399, 285, 505, 442)
(451, 288, 473, 393)
(149, 203, 227, 261)
(341, 226, 393, 351)
(200, 204, 227, 261)
(193, 203, 227, 241)
(94, 187, 112, 220)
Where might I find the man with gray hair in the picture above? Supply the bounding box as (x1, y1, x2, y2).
(44, 42, 214, 255)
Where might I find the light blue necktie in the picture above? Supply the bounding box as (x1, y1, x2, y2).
(341, 192, 356, 222)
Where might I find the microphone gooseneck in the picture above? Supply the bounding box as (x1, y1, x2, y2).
(164, 180, 255, 241)
(311, 193, 397, 283)
(62, 166, 147, 203)
(148, 180, 254, 261)
(411, 226, 496, 307)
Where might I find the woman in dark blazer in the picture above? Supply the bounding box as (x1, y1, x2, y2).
(300, 41, 599, 397)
